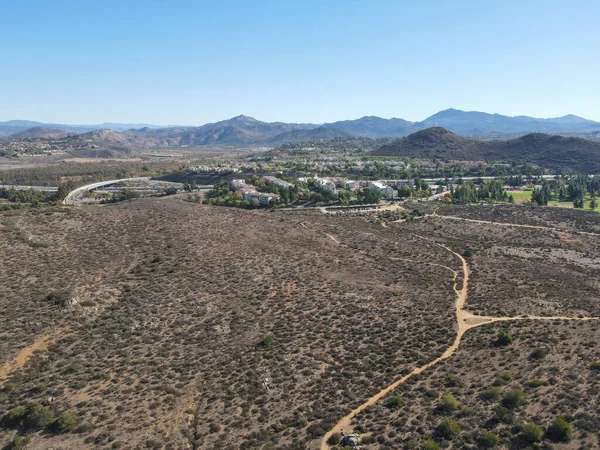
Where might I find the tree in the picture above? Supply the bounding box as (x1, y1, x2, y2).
(531, 187, 549, 206)
(590, 196, 597, 210)
(55, 181, 77, 201)
(23, 402, 54, 430)
(573, 195, 584, 209)
(434, 418, 461, 439)
(545, 418, 572, 442)
(495, 330, 513, 346)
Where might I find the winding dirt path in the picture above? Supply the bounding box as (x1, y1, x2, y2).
(319, 231, 599, 449)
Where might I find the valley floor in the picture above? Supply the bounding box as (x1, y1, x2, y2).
(0, 200, 599, 449)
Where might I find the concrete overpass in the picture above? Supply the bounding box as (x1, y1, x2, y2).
(62, 177, 151, 205)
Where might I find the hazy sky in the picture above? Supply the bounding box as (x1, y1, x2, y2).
(1, 0, 598, 125)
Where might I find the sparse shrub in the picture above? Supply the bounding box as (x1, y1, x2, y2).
(495, 372, 512, 386)
(480, 386, 501, 401)
(438, 393, 460, 414)
(501, 388, 525, 409)
(463, 249, 473, 258)
(257, 335, 273, 348)
(79, 300, 97, 307)
(326, 433, 341, 445)
(527, 378, 543, 388)
(529, 348, 548, 360)
(478, 430, 500, 448)
(434, 418, 461, 439)
(495, 330, 512, 346)
(545, 418, 572, 442)
(33, 383, 48, 393)
(520, 423, 543, 444)
(445, 373, 462, 387)
(387, 395, 406, 409)
(589, 361, 600, 370)
(46, 290, 73, 307)
(493, 405, 510, 422)
(7, 435, 30, 450)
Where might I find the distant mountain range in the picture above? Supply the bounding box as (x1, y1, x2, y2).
(0, 120, 168, 138)
(373, 127, 600, 173)
(2, 109, 600, 143)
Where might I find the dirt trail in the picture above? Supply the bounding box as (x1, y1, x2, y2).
(0, 328, 66, 385)
(320, 239, 470, 449)
(319, 231, 599, 450)
(434, 214, 600, 237)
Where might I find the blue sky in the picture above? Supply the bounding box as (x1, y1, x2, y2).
(1, 0, 598, 125)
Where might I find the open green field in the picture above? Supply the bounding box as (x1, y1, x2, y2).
(510, 189, 600, 211)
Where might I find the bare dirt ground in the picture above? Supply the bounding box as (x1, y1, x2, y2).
(1, 201, 599, 450)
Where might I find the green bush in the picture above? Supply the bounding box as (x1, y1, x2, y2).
(545, 418, 572, 442)
(520, 423, 543, 444)
(23, 402, 54, 429)
(494, 372, 512, 386)
(480, 386, 501, 401)
(527, 378, 543, 388)
(257, 335, 273, 348)
(435, 418, 461, 439)
(529, 348, 548, 360)
(326, 433, 341, 445)
(46, 290, 72, 307)
(493, 405, 510, 422)
(2, 406, 27, 427)
(495, 330, 512, 346)
(478, 430, 500, 448)
(387, 395, 406, 409)
(422, 440, 440, 450)
(501, 388, 525, 409)
(588, 361, 600, 370)
(439, 393, 460, 414)
(54, 412, 76, 432)
(7, 436, 30, 450)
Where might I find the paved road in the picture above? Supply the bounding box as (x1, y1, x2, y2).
(0, 185, 58, 192)
(63, 177, 151, 205)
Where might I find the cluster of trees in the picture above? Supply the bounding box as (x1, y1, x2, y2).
(329, 187, 382, 205)
(531, 176, 600, 209)
(256, 176, 300, 204)
(0, 181, 76, 206)
(451, 180, 511, 205)
(0, 161, 178, 187)
(1, 401, 76, 434)
(207, 181, 261, 209)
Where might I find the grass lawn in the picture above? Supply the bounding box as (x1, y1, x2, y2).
(509, 190, 600, 212)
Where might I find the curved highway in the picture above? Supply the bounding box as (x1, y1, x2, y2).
(62, 177, 151, 205)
